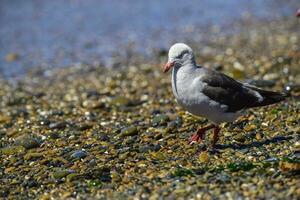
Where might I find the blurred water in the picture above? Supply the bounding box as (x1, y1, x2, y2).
(0, 0, 296, 78)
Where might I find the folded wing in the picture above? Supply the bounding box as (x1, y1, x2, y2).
(200, 69, 286, 113)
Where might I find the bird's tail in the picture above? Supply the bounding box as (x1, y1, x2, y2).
(249, 86, 287, 107)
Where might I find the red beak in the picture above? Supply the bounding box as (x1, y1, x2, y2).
(163, 61, 175, 73)
(297, 8, 300, 17)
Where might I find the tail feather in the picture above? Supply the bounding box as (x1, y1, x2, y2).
(247, 85, 287, 107)
(258, 90, 287, 106)
(246, 85, 287, 107)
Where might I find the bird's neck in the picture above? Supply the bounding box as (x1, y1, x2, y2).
(171, 62, 197, 98)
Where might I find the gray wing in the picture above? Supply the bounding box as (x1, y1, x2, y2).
(200, 68, 285, 113)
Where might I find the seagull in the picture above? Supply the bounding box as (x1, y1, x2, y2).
(163, 43, 286, 146)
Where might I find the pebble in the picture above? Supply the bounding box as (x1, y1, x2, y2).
(1, 146, 26, 155)
(15, 136, 40, 149)
(120, 126, 139, 137)
(152, 114, 169, 127)
(71, 150, 87, 160)
(49, 122, 67, 130)
(199, 152, 210, 163)
(110, 96, 130, 107)
(53, 169, 75, 179)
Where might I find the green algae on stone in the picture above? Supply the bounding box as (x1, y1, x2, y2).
(24, 152, 44, 161)
(0, 146, 26, 155)
(120, 126, 139, 137)
(172, 167, 195, 177)
(53, 169, 75, 179)
(110, 96, 131, 107)
(226, 162, 256, 172)
(152, 114, 170, 127)
(66, 173, 81, 182)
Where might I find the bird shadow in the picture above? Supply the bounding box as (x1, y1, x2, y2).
(214, 135, 294, 150)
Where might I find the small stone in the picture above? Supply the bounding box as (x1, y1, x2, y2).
(66, 173, 80, 182)
(76, 123, 93, 131)
(49, 121, 67, 130)
(120, 126, 139, 137)
(152, 114, 169, 127)
(255, 133, 262, 140)
(49, 132, 60, 139)
(0, 146, 26, 155)
(24, 152, 44, 161)
(110, 96, 130, 106)
(279, 160, 300, 172)
(53, 169, 75, 179)
(284, 84, 300, 95)
(99, 134, 110, 141)
(139, 145, 151, 153)
(82, 100, 104, 109)
(294, 142, 300, 148)
(234, 134, 246, 143)
(199, 152, 209, 163)
(244, 124, 257, 132)
(71, 150, 87, 160)
(15, 136, 40, 149)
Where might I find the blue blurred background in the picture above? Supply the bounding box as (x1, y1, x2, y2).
(0, 0, 297, 78)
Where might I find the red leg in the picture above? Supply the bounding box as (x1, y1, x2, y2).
(212, 126, 220, 146)
(189, 124, 215, 143)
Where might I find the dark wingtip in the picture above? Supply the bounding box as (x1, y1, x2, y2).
(261, 92, 287, 106)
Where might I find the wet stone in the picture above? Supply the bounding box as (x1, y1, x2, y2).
(76, 123, 93, 131)
(99, 134, 110, 141)
(49, 121, 67, 130)
(48, 132, 60, 139)
(0, 130, 6, 139)
(168, 117, 182, 129)
(53, 169, 75, 179)
(15, 136, 40, 149)
(284, 83, 300, 95)
(24, 152, 44, 161)
(39, 119, 51, 126)
(21, 177, 38, 188)
(152, 114, 170, 127)
(66, 173, 81, 182)
(82, 100, 104, 109)
(84, 90, 101, 98)
(11, 108, 28, 117)
(110, 96, 131, 107)
(279, 157, 300, 172)
(49, 110, 65, 116)
(139, 145, 151, 153)
(234, 134, 246, 143)
(199, 152, 210, 163)
(1, 146, 26, 155)
(120, 126, 139, 137)
(71, 150, 87, 160)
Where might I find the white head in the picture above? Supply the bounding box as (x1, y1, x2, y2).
(163, 43, 195, 73)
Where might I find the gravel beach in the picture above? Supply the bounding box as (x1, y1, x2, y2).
(1, 5, 300, 200)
